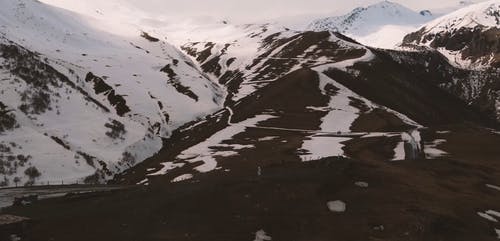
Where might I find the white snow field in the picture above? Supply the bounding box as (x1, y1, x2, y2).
(0, 0, 224, 186)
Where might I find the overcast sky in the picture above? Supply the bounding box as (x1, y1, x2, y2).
(40, 0, 487, 23)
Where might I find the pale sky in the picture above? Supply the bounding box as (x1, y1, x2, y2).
(40, 0, 487, 23)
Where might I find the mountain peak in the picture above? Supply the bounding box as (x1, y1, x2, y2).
(423, 0, 500, 31)
(308, 1, 434, 31)
(367, 1, 407, 9)
(307, 1, 435, 48)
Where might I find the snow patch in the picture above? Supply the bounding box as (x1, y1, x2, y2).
(327, 200, 346, 212)
(254, 230, 272, 241)
(355, 181, 369, 188)
(177, 114, 275, 173)
(171, 174, 193, 183)
(424, 139, 448, 159)
(392, 141, 406, 161)
(486, 184, 500, 192)
(136, 179, 148, 185)
(315, 73, 370, 132)
(148, 162, 185, 176)
(300, 136, 349, 161)
(436, 131, 451, 134)
(257, 136, 279, 141)
(486, 210, 500, 219)
(478, 211, 498, 222)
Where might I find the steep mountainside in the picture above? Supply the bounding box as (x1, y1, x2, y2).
(181, 25, 369, 104)
(179, 22, 500, 125)
(118, 28, 498, 187)
(0, 0, 224, 186)
(402, 0, 500, 68)
(307, 1, 435, 48)
(402, 0, 500, 122)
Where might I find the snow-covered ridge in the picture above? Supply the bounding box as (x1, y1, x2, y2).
(417, 0, 499, 33)
(307, 1, 435, 48)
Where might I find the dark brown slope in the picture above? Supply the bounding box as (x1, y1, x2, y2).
(3, 34, 500, 241)
(5, 131, 500, 241)
(182, 31, 367, 106)
(113, 65, 465, 185)
(323, 48, 499, 128)
(181, 29, 500, 127)
(113, 68, 330, 185)
(403, 26, 500, 68)
(115, 48, 499, 185)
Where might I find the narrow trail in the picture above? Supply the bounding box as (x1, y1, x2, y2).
(252, 57, 336, 62)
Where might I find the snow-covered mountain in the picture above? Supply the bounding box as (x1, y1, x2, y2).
(307, 1, 435, 48)
(121, 25, 500, 187)
(1, 0, 499, 188)
(0, 0, 224, 186)
(402, 0, 500, 68)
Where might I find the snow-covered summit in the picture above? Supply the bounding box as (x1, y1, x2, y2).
(307, 1, 435, 48)
(412, 0, 499, 33)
